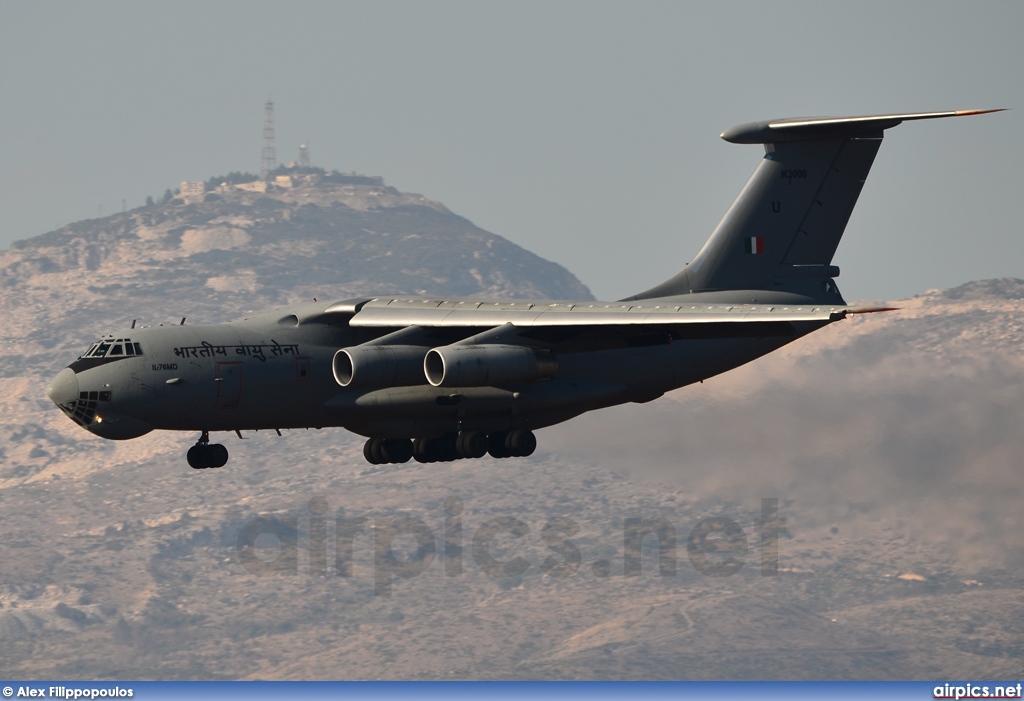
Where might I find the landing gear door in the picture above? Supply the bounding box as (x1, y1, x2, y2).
(215, 362, 242, 409)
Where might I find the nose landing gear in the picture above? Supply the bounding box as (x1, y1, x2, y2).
(187, 431, 229, 469)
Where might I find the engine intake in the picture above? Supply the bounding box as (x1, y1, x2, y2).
(333, 345, 429, 388)
(424, 344, 557, 387)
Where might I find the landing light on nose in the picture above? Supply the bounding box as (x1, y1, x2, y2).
(47, 367, 79, 406)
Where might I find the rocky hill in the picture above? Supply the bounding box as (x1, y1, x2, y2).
(4, 173, 591, 302)
(0, 177, 1021, 679)
(1, 174, 590, 375)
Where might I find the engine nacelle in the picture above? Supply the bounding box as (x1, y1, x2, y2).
(333, 345, 429, 388)
(424, 344, 557, 387)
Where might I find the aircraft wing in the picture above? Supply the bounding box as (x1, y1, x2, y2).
(325, 297, 881, 328)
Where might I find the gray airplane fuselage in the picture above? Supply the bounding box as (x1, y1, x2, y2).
(51, 297, 830, 443)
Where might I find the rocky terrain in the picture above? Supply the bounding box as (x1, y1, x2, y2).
(0, 176, 1021, 679)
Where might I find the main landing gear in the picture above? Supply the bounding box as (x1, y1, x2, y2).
(187, 431, 229, 469)
(362, 429, 537, 465)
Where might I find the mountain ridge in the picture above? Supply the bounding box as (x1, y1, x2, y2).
(1, 173, 592, 306)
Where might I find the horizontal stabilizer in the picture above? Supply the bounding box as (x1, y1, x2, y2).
(721, 109, 1005, 144)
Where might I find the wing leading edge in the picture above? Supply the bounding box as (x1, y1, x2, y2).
(325, 297, 865, 328)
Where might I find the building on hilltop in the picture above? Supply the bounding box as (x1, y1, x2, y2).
(234, 181, 268, 193)
(179, 181, 206, 200)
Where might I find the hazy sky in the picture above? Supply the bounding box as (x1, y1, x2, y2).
(1, 1, 1020, 302)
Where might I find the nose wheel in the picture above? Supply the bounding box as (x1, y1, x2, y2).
(187, 431, 229, 469)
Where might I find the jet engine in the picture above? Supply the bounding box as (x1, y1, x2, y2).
(424, 344, 557, 387)
(333, 345, 430, 388)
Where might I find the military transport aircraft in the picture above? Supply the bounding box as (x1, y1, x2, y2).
(47, 109, 1002, 468)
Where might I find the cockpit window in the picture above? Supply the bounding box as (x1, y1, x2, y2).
(82, 338, 143, 358)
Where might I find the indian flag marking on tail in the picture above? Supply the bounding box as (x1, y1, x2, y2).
(744, 236, 764, 255)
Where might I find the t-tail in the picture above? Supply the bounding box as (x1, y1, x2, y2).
(627, 109, 1004, 305)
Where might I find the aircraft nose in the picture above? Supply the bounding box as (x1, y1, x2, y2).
(47, 367, 79, 406)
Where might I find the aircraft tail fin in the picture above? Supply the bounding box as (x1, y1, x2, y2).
(628, 109, 1004, 303)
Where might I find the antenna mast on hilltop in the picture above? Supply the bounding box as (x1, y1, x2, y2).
(260, 99, 277, 179)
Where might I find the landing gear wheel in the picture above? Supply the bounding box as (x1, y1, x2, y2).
(209, 443, 229, 468)
(412, 434, 481, 463)
(413, 437, 437, 463)
(363, 437, 384, 465)
(506, 429, 537, 457)
(438, 433, 459, 462)
(487, 431, 512, 459)
(364, 437, 414, 464)
(381, 438, 413, 464)
(456, 431, 488, 459)
(187, 431, 228, 469)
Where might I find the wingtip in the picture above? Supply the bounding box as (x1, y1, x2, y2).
(954, 108, 1008, 117)
(847, 306, 900, 315)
